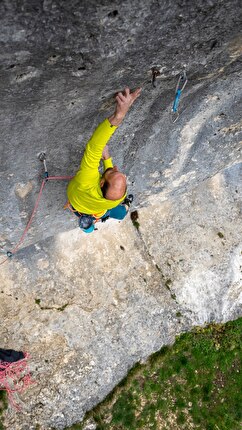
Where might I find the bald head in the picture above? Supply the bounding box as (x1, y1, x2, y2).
(101, 166, 127, 201)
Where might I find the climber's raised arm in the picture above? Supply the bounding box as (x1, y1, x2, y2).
(67, 86, 141, 230)
(108, 87, 141, 126)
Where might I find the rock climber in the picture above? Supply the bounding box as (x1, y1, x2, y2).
(66, 87, 141, 232)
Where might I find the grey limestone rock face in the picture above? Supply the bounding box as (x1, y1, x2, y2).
(0, 1, 241, 429)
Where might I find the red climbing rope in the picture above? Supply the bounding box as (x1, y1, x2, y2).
(0, 353, 35, 410)
(0, 175, 73, 266)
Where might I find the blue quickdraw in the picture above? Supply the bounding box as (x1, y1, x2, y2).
(171, 70, 187, 122)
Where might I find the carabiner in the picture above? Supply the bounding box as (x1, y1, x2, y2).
(175, 70, 187, 93)
(38, 152, 49, 180)
(171, 71, 187, 122)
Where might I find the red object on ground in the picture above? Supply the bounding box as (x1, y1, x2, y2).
(0, 353, 35, 410)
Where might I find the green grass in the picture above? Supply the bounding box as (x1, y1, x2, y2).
(0, 391, 7, 430)
(66, 318, 242, 430)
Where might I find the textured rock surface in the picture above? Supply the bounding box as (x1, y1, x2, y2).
(0, 1, 241, 429)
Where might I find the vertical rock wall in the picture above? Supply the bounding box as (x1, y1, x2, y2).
(0, 1, 241, 429)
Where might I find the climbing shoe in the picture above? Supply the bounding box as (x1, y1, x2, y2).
(123, 194, 133, 207)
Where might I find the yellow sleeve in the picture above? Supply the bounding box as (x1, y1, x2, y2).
(103, 157, 113, 171)
(74, 119, 117, 188)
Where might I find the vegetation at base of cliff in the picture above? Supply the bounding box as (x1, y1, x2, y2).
(0, 391, 7, 430)
(66, 318, 242, 430)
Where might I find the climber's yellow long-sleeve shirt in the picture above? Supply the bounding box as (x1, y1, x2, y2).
(67, 118, 126, 217)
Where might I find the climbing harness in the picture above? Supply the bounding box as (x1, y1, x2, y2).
(64, 202, 101, 233)
(171, 70, 188, 122)
(64, 201, 104, 220)
(0, 155, 73, 265)
(64, 201, 104, 227)
(64, 193, 134, 233)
